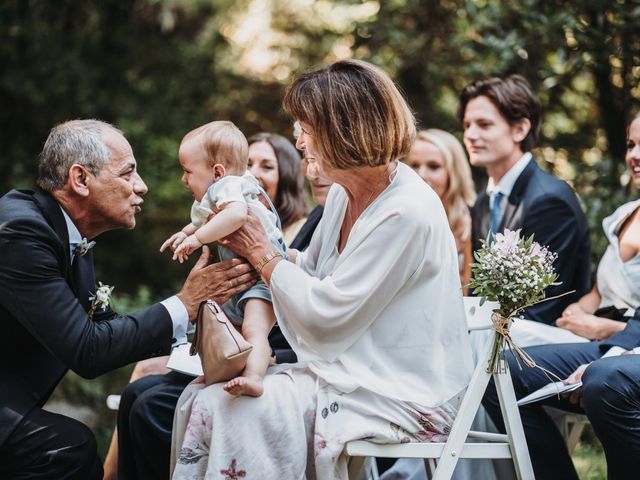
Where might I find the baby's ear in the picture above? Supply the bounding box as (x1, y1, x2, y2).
(213, 163, 226, 180)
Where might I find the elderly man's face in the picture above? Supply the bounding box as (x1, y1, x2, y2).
(88, 128, 148, 231)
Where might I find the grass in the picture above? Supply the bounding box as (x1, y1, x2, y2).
(573, 425, 607, 480)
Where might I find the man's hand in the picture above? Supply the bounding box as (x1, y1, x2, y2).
(176, 246, 257, 320)
(563, 363, 590, 405)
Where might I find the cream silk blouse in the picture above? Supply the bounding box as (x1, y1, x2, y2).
(270, 162, 473, 407)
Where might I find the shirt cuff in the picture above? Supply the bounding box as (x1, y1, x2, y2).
(602, 346, 626, 358)
(160, 296, 189, 346)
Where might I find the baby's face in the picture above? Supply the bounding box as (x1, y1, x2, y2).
(179, 139, 216, 202)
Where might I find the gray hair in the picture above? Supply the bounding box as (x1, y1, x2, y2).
(36, 119, 120, 192)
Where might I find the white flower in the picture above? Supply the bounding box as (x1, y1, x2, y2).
(74, 238, 96, 257)
(88, 282, 114, 319)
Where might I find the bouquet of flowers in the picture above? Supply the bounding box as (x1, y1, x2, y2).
(469, 229, 559, 373)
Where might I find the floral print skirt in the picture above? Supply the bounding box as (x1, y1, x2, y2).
(171, 366, 463, 480)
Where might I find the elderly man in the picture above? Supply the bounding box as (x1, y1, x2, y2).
(0, 120, 255, 479)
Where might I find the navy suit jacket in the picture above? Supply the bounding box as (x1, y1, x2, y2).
(0, 189, 174, 447)
(472, 159, 591, 324)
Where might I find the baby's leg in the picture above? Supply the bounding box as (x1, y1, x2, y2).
(223, 298, 276, 397)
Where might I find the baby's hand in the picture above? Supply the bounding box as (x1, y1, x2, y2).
(173, 234, 203, 263)
(160, 231, 188, 253)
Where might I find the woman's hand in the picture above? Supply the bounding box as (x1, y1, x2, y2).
(220, 209, 272, 267)
(556, 311, 625, 340)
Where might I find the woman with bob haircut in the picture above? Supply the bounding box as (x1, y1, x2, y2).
(406, 129, 476, 287)
(171, 59, 473, 480)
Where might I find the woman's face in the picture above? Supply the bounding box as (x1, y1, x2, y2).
(301, 154, 333, 206)
(406, 139, 450, 199)
(626, 117, 640, 189)
(248, 141, 280, 203)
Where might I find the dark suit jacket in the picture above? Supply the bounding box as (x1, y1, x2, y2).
(471, 159, 591, 324)
(600, 308, 640, 351)
(0, 189, 174, 447)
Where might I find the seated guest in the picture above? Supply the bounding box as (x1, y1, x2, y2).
(483, 307, 640, 480)
(0, 120, 254, 479)
(484, 113, 640, 480)
(248, 132, 309, 245)
(171, 59, 474, 479)
(555, 113, 640, 340)
(460, 75, 590, 324)
(406, 129, 476, 287)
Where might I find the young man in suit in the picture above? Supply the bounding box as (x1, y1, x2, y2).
(483, 307, 640, 480)
(459, 75, 591, 324)
(0, 120, 255, 479)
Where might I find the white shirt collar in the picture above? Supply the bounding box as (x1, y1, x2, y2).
(59, 205, 82, 257)
(486, 152, 532, 196)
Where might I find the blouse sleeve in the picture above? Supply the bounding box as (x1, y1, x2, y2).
(270, 209, 426, 361)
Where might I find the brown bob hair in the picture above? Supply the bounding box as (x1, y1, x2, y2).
(283, 59, 416, 170)
(457, 74, 541, 152)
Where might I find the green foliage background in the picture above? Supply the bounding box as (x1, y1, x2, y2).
(2, 0, 638, 468)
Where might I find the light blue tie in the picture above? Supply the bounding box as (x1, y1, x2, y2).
(489, 191, 504, 237)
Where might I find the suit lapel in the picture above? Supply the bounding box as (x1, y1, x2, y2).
(32, 188, 72, 268)
(500, 159, 538, 231)
(32, 188, 96, 308)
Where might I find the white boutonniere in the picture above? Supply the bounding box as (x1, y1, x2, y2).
(88, 282, 114, 320)
(75, 237, 96, 257)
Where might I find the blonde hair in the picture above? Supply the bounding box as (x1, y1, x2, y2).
(415, 129, 476, 240)
(283, 59, 415, 169)
(185, 121, 248, 174)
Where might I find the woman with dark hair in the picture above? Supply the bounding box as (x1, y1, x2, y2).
(248, 132, 309, 245)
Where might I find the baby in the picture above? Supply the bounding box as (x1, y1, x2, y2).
(161, 121, 286, 397)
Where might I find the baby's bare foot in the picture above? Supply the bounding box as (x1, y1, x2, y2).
(223, 376, 264, 397)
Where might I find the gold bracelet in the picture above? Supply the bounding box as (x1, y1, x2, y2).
(254, 250, 283, 274)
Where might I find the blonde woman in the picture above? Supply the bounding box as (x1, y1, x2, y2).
(406, 129, 476, 287)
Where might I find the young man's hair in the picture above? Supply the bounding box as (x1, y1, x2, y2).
(185, 121, 248, 173)
(283, 59, 415, 169)
(458, 75, 541, 152)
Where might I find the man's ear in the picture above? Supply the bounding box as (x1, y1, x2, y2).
(213, 163, 226, 181)
(512, 118, 531, 144)
(68, 164, 91, 197)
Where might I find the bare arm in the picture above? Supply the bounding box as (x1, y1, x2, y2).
(556, 284, 625, 339)
(194, 201, 248, 244)
(160, 222, 198, 253)
(173, 202, 248, 262)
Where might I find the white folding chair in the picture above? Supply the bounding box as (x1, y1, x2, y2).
(345, 297, 535, 480)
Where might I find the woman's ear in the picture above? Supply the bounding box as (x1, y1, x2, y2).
(68, 164, 91, 197)
(213, 163, 226, 181)
(512, 118, 531, 144)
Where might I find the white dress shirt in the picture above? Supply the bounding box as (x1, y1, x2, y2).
(59, 206, 189, 344)
(486, 152, 532, 210)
